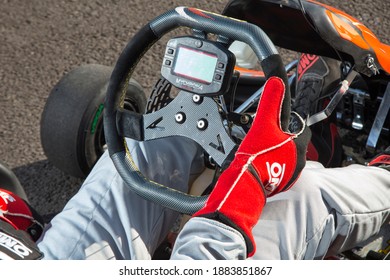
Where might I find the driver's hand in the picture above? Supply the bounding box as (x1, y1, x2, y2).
(193, 77, 311, 257)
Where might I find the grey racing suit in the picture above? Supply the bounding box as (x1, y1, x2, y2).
(36, 137, 390, 260)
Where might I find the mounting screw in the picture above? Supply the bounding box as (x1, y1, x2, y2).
(192, 94, 203, 104)
(195, 40, 203, 48)
(197, 118, 208, 130)
(175, 112, 186, 124)
(240, 114, 250, 125)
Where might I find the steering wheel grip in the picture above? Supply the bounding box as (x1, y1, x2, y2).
(104, 7, 288, 215)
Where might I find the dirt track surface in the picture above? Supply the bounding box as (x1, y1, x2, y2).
(1, 0, 389, 221)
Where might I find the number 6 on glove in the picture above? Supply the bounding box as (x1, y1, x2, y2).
(194, 77, 311, 257)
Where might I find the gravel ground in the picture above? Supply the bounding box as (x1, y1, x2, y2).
(1, 0, 389, 221)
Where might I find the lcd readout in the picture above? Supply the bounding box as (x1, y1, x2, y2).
(173, 47, 218, 84)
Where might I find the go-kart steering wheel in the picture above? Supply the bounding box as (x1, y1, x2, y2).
(104, 7, 289, 215)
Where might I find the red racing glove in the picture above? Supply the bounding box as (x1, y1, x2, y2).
(194, 77, 311, 257)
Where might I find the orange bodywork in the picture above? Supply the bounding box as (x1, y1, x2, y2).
(234, 66, 265, 77)
(308, 0, 390, 74)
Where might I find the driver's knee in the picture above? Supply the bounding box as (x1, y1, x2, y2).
(253, 161, 390, 259)
(251, 166, 334, 259)
(125, 137, 205, 191)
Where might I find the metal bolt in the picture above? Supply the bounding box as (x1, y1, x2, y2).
(175, 112, 186, 124)
(195, 40, 203, 48)
(240, 114, 250, 125)
(192, 94, 203, 104)
(197, 118, 208, 130)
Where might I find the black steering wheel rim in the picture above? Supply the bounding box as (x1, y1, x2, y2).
(104, 7, 289, 215)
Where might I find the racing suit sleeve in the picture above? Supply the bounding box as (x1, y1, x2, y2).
(171, 217, 247, 259)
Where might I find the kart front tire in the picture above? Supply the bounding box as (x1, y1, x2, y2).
(40, 64, 146, 178)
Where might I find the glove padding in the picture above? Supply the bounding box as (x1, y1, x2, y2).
(194, 77, 311, 257)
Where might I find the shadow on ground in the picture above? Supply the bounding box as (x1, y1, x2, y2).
(12, 160, 83, 223)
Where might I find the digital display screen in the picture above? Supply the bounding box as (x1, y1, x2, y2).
(173, 46, 218, 84)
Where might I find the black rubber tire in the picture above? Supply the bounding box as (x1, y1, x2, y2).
(40, 64, 146, 178)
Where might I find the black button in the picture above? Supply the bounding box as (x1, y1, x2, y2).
(165, 59, 172, 66)
(215, 74, 222, 80)
(167, 48, 174, 55)
(218, 62, 225, 69)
